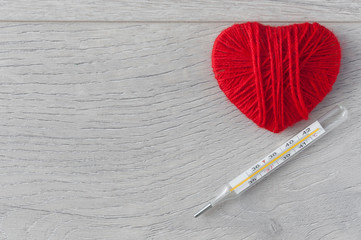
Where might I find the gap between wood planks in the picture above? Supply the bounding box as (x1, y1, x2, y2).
(0, 20, 359, 24)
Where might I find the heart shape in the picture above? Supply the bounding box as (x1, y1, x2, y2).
(212, 22, 341, 132)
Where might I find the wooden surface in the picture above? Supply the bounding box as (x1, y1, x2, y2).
(0, 1, 360, 239)
(1, 0, 361, 21)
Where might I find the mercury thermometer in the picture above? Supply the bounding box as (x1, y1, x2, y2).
(194, 105, 348, 218)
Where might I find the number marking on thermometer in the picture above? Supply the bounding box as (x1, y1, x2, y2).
(229, 122, 325, 193)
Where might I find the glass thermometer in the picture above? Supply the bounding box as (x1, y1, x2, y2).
(194, 105, 348, 218)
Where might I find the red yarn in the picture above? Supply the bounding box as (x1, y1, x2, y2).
(212, 22, 341, 133)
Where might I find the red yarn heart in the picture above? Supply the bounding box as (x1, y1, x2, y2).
(212, 22, 341, 133)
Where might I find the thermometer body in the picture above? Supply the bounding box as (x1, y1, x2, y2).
(194, 105, 348, 217)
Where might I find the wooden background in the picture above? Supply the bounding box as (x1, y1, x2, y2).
(0, 1, 360, 239)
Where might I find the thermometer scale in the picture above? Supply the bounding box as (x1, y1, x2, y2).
(194, 105, 348, 218)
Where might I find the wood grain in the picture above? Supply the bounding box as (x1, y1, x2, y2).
(0, 21, 359, 239)
(0, 0, 361, 22)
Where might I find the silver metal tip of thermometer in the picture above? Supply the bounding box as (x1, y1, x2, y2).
(194, 203, 212, 218)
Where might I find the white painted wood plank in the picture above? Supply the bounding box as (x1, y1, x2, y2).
(0, 22, 359, 239)
(0, 0, 361, 22)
